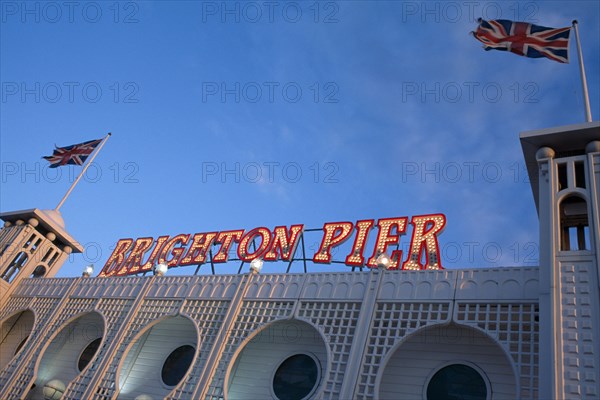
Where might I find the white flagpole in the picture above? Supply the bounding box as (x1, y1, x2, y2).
(572, 20, 592, 122)
(55, 133, 112, 211)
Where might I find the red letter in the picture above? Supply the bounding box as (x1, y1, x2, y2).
(367, 217, 407, 269)
(313, 222, 353, 263)
(180, 232, 217, 266)
(213, 230, 244, 262)
(263, 225, 304, 261)
(158, 234, 191, 267)
(122, 237, 155, 275)
(345, 220, 374, 266)
(140, 235, 170, 272)
(100, 238, 133, 276)
(238, 227, 272, 262)
(402, 214, 446, 270)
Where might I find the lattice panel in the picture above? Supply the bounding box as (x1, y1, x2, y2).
(297, 301, 362, 399)
(559, 264, 597, 398)
(0, 224, 26, 255)
(92, 298, 182, 400)
(166, 300, 230, 400)
(354, 302, 451, 399)
(0, 296, 56, 391)
(3, 297, 97, 399)
(14, 277, 73, 298)
(455, 303, 539, 399)
(203, 300, 295, 400)
(62, 298, 134, 399)
(0, 296, 32, 321)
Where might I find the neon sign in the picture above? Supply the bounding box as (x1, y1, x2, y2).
(99, 214, 446, 276)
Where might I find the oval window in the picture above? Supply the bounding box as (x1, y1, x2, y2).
(426, 364, 487, 400)
(273, 354, 320, 400)
(78, 338, 102, 371)
(161, 345, 195, 386)
(14, 336, 29, 355)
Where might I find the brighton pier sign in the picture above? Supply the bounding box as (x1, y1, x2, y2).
(99, 214, 446, 276)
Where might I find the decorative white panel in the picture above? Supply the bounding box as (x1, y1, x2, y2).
(92, 298, 182, 400)
(353, 302, 452, 399)
(298, 301, 362, 399)
(203, 300, 296, 400)
(167, 299, 230, 400)
(454, 302, 539, 399)
(558, 262, 599, 398)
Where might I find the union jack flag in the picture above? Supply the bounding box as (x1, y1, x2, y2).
(43, 138, 102, 168)
(473, 19, 571, 63)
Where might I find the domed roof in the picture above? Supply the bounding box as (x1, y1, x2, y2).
(40, 209, 66, 229)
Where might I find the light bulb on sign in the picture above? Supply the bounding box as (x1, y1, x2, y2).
(82, 265, 94, 278)
(249, 258, 263, 274)
(154, 262, 168, 276)
(376, 253, 392, 269)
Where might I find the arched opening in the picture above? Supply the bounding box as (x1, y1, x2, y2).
(1, 251, 29, 283)
(378, 324, 516, 400)
(559, 195, 590, 251)
(0, 309, 35, 371)
(116, 315, 197, 399)
(226, 319, 327, 400)
(30, 266, 47, 278)
(25, 312, 104, 400)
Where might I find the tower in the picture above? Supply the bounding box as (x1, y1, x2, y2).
(0, 208, 83, 308)
(521, 121, 600, 399)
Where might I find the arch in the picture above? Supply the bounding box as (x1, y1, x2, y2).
(333, 282, 349, 298)
(200, 282, 214, 297)
(224, 282, 238, 297)
(225, 318, 329, 400)
(116, 314, 198, 399)
(376, 323, 517, 400)
(0, 309, 35, 371)
(30, 265, 47, 278)
(416, 281, 432, 298)
(433, 281, 452, 298)
(211, 283, 226, 297)
(1, 251, 29, 283)
(258, 282, 273, 297)
(26, 311, 105, 400)
(318, 283, 333, 298)
(557, 193, 591, 251)
(271, 282, 287, 298)
(350, 282, 366, 298)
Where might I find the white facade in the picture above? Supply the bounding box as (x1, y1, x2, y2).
(0, 122, 598, 399)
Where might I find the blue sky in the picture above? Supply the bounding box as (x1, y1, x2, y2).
(1, 1, 599, 277)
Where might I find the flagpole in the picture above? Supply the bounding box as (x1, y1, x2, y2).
(572, 20, 592, 123)
(55, 133, 112, 212)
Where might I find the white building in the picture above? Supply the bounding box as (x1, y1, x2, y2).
(0, 122, 598, 399)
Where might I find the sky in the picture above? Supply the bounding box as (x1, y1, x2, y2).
(1, 0, 599, 278)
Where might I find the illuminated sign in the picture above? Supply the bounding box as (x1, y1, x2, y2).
(99, 214, 446, 276)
